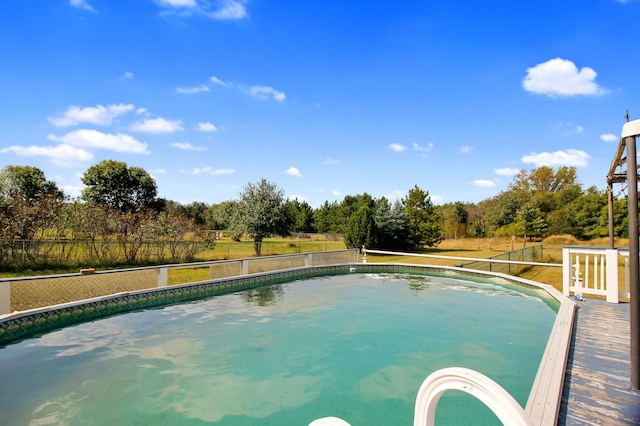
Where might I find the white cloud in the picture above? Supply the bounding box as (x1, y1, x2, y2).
(385, 190, 404, 201)
(474, 179, 497, 188)
(523, 58, 606, 97)
(431, 195, 444, 204)
(48, 129, 149, 154)
(122, 71, 134, 80)
(289, 194, 306, 202)
(389, 143, 406, 152)
(130, 118, 183, 133)
(1, 144, 93, 167)
(192, 166, 235, 175)
(413, 142, 434, 152)
(576, 125, 584, 133)
(210, 76, 229, 87)
(155, 0, 248, 20)
(460, 146, 471, 154)
(601, 133, 618, 143)
(494, 167, 521, 176)
(332, 190, 342, 196)
(70, 0, 95, 12)
(60, 183, 84, 198)
(49, 103, 134, 127)
(197, 122, 218, 132)
(176, 84, 210, 94)
(170, 142, 207, 151)
(155, 0, 198, 8)
(521, 149, 590, 167)
(209, 0, 248, 20)
(250, 86, 286, 102)
(151, 168, 168, 175)
(285, 167, 302, 177)
(323, 157, 340, 165)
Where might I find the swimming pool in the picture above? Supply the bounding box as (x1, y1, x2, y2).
(0, 271, 557, 425)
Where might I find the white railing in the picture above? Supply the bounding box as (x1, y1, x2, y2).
(562, 246, 629, 303)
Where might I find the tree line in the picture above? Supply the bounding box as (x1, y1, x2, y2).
(0, 160, 627, 270)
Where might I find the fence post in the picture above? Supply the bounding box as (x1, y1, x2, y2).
(606, 249, 619, 303)
(306, 253, 313, 266)
(0, 281, 10, 315)
(157, 267, 168, 288)
(242, 259, 249, 275)
(562, 248, 571, 296)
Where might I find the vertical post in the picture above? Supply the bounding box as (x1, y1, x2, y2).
(0, 281, 10, 315)
(606, 249, 619, 303)
(627, 133, 640, 389)
(608, 182, 616, 249)
(157, 267, 168, 288)
(562, 247, 571, 296)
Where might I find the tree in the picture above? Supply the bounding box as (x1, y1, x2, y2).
(453, 202, 469, 239)
(81, 160, 158, 212)
(481, 189, 529, 233)
(205, 201, 238, 231)
(373, 198, 410, 250)
(571, 187, 609, 239)
(314, 201, 341, 234)
(516, 202, 548, 241)
(402, 185, 443, 249)
(344, 205, 377, 249)
(285, 199, 316, 233)
(231, 179, 292, 256)
(0, 165, 63, 202)
(0, 165, 65, 249)
(509, 166, 579, 193)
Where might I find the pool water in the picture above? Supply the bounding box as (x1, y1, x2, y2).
(0, 273, 557, 425)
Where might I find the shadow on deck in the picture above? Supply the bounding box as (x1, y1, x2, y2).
(558, 299, 640, 425)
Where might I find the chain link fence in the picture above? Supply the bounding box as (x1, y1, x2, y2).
(459, 244, 543, 274)
(0, 249, 358, 314)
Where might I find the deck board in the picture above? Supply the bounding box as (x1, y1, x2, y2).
(558, 299, 640, 425)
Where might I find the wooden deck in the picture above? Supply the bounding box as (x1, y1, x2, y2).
(558, 299, 640, 425)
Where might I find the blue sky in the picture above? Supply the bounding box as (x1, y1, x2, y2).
(1, 0, 639, 207)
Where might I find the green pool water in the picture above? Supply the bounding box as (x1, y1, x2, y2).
(0, 273, 557, 425)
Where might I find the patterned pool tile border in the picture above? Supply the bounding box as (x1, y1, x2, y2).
(0, 263, 561, 347)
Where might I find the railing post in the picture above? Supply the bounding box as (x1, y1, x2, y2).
(157, 267, 168, 288)
(0, 281, 10, 315)
(562, 248, 571, 296)
(242, 259, 249, 275)
(606, 249, 619, 303)
(306, 253, 313, 266)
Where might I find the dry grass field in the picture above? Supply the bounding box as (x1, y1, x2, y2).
(1, 235, 628, 296)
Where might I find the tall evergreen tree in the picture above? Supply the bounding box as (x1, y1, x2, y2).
(402, 185, 443, 249)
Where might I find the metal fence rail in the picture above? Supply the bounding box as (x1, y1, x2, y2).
(0, 249, 358, 315)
